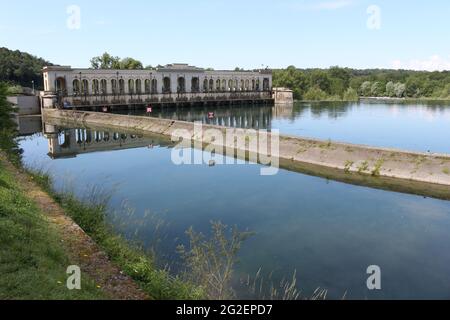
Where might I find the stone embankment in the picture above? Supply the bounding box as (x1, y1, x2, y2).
(43, 109, 450, 192)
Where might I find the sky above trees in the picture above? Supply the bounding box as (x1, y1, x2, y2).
(0, 0, 449, 71)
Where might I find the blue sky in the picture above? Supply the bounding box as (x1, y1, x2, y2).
(1, 0, 449, 70)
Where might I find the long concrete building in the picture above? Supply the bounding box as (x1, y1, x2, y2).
(42, 63, 274, 109)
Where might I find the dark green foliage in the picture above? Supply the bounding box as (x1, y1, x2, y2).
(0, 82, 22, 164)
(273, 66, 450, 100)
(90, 52, 143, 70)
(0, 47, 52, 90)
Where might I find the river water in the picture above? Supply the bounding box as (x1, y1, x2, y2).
(118, 100, 450, 153)
(19, 101, 450, 299)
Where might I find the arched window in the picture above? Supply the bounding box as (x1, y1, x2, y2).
(222, 79, 226, 91)
(191, 77, 199, 93)
(177, 77, 186, 93)
(263, 78, 270, 91)
(73, 79, 80, 96)
(163, 77, 171, 93)
(209, 79, 214, 91)
(101, 79, 107, 95)
(245, 79, 249, 91)
(151, 79, 158, 93)
(111, 79, 118, 95)
(240, 80, 245, 91)
(92, 79, 99, 95)
(128, 79, 135, 94)
(252, 79, 256, 91)
(135, 79, 142, 94)
(256, 79, 260, 91)
(216, 79, 221, 91)
(203, 79, 208, 92)
(119, 79, 125, 94)
(228, 79, 233, 91)
(145, 79, 151, 94)
(81, 79, 89, 95)
(56, 77, 66, 94)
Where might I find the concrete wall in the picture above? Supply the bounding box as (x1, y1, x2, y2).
(273, 87, 294, 104)
(7, 95, 40, 115)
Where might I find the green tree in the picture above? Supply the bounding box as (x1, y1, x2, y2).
(343, 87, 359, 101)
(119, 57, 144, 70)
(370, 81, 384, 96)
(0, 47, 52, 89)
(309, 70, 331, 93)
(304, 87, 329, 101)
(360, 81, 372, 96)
(329, 66, 351, 88)
(394, 83, 406, 98)
(90, 52, 121, 69)
(385, 81, 395, 97)
(0, 82, 21, 163)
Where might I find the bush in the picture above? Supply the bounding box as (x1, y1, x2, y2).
(303, 87, 329, 101)
(343, 87, 359, 101)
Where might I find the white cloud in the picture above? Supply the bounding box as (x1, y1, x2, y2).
(391, 55, 450, 71)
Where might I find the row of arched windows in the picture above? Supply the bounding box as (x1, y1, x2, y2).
(73, 129, 139, 145)
(72, 77, 270, 96)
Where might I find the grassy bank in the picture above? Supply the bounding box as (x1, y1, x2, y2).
(0, 159, 107, 299)
(1, 82, 203, 300)
(29, 170, 205, 300)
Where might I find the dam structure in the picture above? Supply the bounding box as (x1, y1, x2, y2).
(42, 64, 274, 109)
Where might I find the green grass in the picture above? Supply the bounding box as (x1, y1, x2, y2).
(0, 161, 106, 300)
(30, 169, 205, 300)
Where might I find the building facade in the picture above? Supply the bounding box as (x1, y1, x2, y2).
(42, 64, 273, 108)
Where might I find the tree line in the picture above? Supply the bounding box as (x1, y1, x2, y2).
(272, 66, 450, 101)
(0, 47, 52, 90)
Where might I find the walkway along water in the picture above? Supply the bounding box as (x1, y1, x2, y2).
(42, 109, 450, 200)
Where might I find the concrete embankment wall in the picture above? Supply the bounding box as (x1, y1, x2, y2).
(7, 95, 40, 115)
(43, 109, 450, 188)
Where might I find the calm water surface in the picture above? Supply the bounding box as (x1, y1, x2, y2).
(18, 101, 450, 299)
(119, 100, 450, 153)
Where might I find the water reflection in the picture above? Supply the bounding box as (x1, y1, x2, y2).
(113, 101, 450, 153)
(118, 104, 282, 130)
(18, 123, 450, 299)
(42, 123, 170, 159)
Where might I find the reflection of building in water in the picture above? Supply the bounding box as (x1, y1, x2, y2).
(17, 115, 43, 136)
(43, 124, 168, 159)
(125, 105, 274, 130)
(272, 103, 294, 120)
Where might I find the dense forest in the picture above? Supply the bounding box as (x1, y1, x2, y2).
(0, 47, 52, 90)
(273, 66, 450, 101)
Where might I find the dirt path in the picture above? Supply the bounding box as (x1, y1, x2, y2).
(0, 153, 148, 300)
